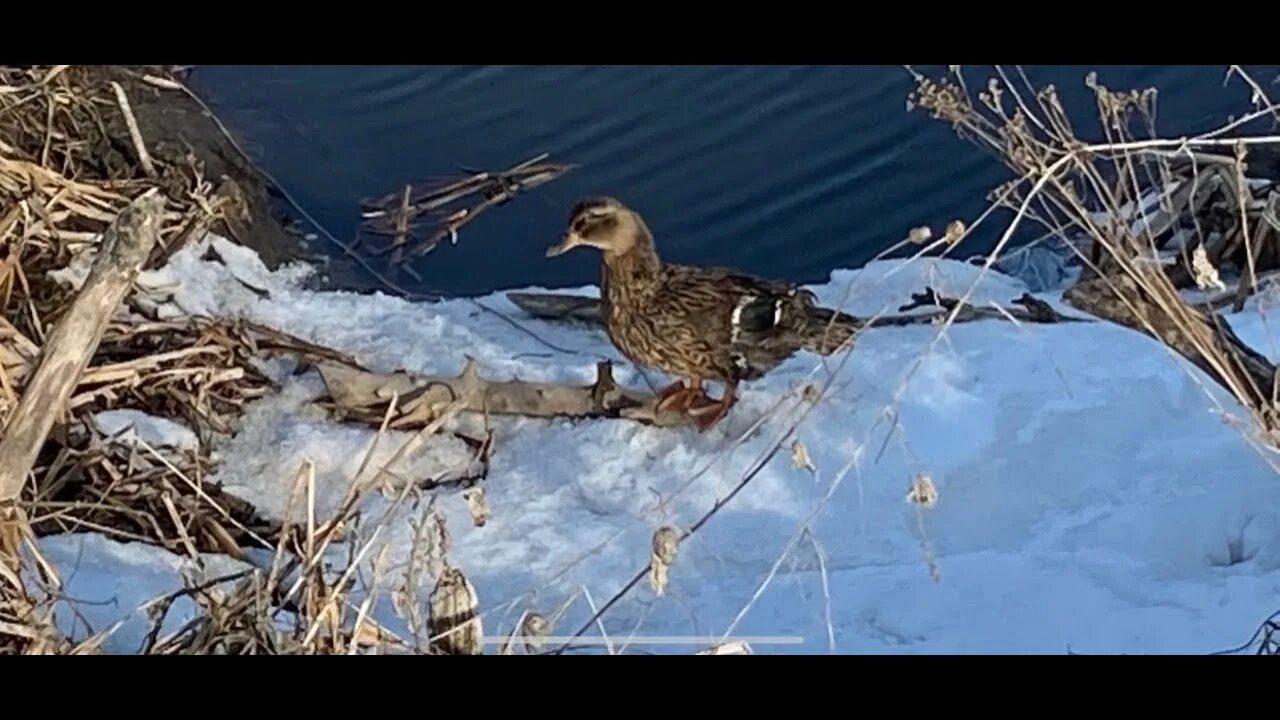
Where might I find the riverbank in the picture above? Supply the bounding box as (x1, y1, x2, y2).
(25, 225, 1280, 655)
(0, 65, 336, 653)
(3, 65, 1279, 655)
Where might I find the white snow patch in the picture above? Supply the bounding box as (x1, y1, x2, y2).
(209, 377, 477, 521)
(36, 533, 251, 654)
(92, 409, 200, 452)
(47, 247, 98, 290)
(36, 232, 1280, 654)
(812, 257, 1035, 317)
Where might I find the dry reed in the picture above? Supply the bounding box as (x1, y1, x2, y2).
(0, 65, 392, 653)
(907, 65, 1280, 458)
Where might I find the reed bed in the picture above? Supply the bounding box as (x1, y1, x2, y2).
(0, 65, 575, 655)
(0, 65, 409, 654)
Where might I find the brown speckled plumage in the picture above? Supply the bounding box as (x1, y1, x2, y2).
(546, 196, 860, 430)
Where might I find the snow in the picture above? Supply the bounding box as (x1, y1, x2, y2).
(35, 232, 1280, 654)
(36, 533, 250, 654)
(91, 409, 200, 453)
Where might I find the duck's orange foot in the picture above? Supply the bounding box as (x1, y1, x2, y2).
(658, 388, 715, 413)
(687, 402, 729, 431)
(656, 378, 710, 413)
(655, 380, 687, 408)
(685, 384, 738, 433)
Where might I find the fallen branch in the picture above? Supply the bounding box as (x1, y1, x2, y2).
(317, 357, 696, 428)
(889, 287, 1091, 325)
(505, 288, 1092, 330)
(1063, 271, 1278, 422)
(358, 154, 574, 260)
(505, 292, 604, 324)
(0, 190, 164, 564)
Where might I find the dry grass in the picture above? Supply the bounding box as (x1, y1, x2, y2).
(17, 318, 373, 557)
(0, 65, 405, 654)
(133, 459, 399, 655)
(0, 65, 588, 655)
(898, 64, 1280, 654)
(906, 65, 1280, 461)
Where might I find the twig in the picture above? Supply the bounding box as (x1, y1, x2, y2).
(579, 585, 615, 655)
(138, 569, 254, 654)
(1209, 608, 1280, 655)
(109, 82, 157, 179)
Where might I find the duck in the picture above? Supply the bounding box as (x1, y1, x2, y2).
(545, 196, 861, 431)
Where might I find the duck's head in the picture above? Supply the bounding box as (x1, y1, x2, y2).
(546, 196, 650, 258)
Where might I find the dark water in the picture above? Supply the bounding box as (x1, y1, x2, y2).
(187, 65, 1278, 297)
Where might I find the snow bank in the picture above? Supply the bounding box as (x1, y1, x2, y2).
(38, 233, 1280, 654)
(37, 533, 250, 654)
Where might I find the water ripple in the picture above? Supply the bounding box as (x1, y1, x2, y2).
(188, 64, 1280, 296)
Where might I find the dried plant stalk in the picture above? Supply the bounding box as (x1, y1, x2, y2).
(462, 486, 489, 527)
(908, 65, 1280, 450)
(648, 526, 681, 596)
(521, 612, 550, 654)
(109, 82, 157, 179)
(428, 566, 482, 655)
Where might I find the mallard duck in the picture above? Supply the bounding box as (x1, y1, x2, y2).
(545, 196, 860, 431)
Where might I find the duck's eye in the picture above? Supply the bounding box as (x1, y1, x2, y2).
(575, 215, 617, 238)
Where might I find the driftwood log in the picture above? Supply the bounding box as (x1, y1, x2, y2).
(314, 290, 1088, 432)
(1064, 270, 1280, 432)
(505, 288, 1090, 330)
(318, 357, 697, 429)
(0, 191, 164, 564)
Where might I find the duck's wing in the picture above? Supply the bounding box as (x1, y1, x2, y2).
(645, 265, 818, 378)
(648, 265, 792, 328)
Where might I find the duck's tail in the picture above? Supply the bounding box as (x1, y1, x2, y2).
(730, 286, 863, 359)
(797, 305, 862, 355)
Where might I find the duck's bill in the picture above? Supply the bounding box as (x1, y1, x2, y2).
(544, 235, 577, 257)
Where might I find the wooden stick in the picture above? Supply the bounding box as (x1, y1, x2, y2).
(1064, 270, 1279, 423)
(317, 357, 695, 428)
(0, 191, 164, 552)
(109, 82, 158, 179)
(504, 290, 1089, 329)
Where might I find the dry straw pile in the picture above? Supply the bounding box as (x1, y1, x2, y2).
(0, 65, 500, 655)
